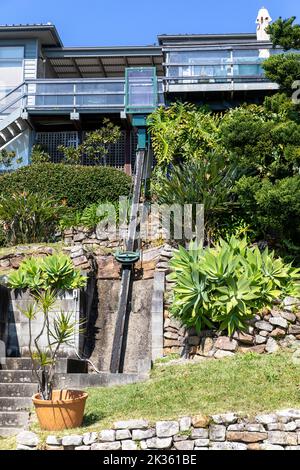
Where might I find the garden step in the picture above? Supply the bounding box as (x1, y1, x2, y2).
(0, 411, 29, 428)
(0, 397, 32, 411)
(0, 370, 37, 384)
(0, 383, 38, 397)
(0, 358, 33, 370)
(1, 357, 70, 372)
(0, 427, 24, 438)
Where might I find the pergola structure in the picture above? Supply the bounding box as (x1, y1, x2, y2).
(42, 46, 163, 79)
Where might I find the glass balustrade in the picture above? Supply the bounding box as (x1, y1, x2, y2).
(165, 48, 270, 82)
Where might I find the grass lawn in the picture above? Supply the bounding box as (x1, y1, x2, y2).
(1, 351, 300, 449)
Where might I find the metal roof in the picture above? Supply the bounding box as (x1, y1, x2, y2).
(0, 24, 63, 47)
(43, 46, 163, 78)
(158, 32, 263, 46)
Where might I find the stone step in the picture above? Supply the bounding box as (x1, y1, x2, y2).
(0, 411, 29, 428)
(0, 383, 38, 397)
(0, 358, 33, 371)
(1, 357, 74, 372)
(0, 427, 24, 438)
(0, 370, 38, 384)
(0, 397, 32, 411)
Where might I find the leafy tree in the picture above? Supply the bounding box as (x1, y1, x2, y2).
(234, 175, 300, 249)
(148, 102, 222, 166)
(262, 53, 300, 95)
(266, 16, 300, 50)
(220, 103, 300, 178)
(58, 118, 121, 165)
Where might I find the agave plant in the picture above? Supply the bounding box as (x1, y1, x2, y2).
(169, 235, 300, 336)
(8, 254, 86, 400)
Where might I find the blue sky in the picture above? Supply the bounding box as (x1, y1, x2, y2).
(1, 0, 300, 46)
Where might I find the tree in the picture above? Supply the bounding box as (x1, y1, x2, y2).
(262, 16, 300, 95)
(58, 118, 121, 165)
(148, 102, 222, 166)
(262, 53, 300, 95)
(266, 16, 300, 50)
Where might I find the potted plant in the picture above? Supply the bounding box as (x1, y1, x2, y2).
(8, 253, 88, 431)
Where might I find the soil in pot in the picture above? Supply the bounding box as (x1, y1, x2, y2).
(32, 389, 88, 431)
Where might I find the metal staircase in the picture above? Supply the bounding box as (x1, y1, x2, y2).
(0, 83, 29, 151)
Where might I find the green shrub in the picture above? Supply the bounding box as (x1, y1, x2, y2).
(0, 193, 66, 245)
(30, 145, 51, 164)
(169, 236, 300, 335)
(152, 155, 238, 243)
(58, 200, 121, 231)
(235, 175, 300, 245)
(0, 163, 132, 211)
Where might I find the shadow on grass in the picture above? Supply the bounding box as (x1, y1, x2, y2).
(83, 411, 106, 427)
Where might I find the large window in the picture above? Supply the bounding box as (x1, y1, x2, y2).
(0, 47, 24, 99)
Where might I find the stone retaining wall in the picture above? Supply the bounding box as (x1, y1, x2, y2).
(63, 227, 122, 250)
(16, 410, 300, 450)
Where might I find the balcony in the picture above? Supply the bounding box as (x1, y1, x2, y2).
(0, 77, 165, 119)
(164, 49, 280, 93)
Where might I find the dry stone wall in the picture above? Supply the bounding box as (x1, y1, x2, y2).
(16, 410, 300, 450)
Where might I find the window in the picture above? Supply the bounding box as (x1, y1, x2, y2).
(0, 47, 24, 92)
(0, 47, 24, 59)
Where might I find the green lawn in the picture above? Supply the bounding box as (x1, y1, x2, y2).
(1, 351, 300, 449)
(84, 352, 300, 426)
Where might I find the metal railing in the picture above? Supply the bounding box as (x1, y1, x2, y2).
(26, 78, 126, 111)
(0, 83, 26, 118)
(164, 60, 269, 85)
(0, 78, 165, 117)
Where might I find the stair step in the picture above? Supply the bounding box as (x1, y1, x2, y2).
(0, 427, 24, 438)
(0, 397, 32, 411)
(0, 383, 38, 397)
(0, 370, 38, 384)
(1, 358, 33, 371)
(0, 411, 29, 428)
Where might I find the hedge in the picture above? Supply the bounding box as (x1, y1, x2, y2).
(0, 163, 132, 210)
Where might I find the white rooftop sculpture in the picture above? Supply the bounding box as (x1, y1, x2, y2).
(256, 6, 272, 41)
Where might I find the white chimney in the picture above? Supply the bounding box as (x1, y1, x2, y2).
(256, 6, 272, 41)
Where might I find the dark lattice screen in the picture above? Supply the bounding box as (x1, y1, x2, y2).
(82, 130, 126, 168)
(35, 130, 138, 170)
(35, 132, 79, 163)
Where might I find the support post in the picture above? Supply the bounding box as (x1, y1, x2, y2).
(124, 128, 132, 176)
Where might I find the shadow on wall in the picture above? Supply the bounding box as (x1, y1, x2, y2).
(0, 285, 20, 357)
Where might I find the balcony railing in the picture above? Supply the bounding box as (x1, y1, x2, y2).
(26, 78, 126, 112)
(164, 62, 268, 85)
(0, 78, 165, 118)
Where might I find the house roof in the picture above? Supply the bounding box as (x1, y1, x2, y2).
(0, 24, 63, 47)
(43, 46, 164, 78)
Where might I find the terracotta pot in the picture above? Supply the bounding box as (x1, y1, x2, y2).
(32, 389, 88, 431)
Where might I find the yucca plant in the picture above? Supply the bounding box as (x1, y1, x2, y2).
(169, 235, 300, 336)
(8, 254, 86, 400)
